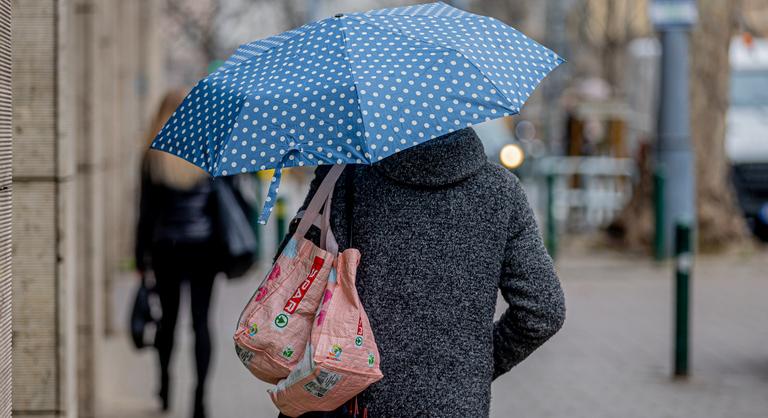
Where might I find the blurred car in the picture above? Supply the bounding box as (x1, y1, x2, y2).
(727, 37, 768, 241)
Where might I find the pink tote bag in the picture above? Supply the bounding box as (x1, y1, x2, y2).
(269, 211, 383, 417)
(234, 164, 345, 384)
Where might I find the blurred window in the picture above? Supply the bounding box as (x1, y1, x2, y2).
(730, 70, 768, 106)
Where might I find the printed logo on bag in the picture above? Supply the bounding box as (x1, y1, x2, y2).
(253, 286, 268, 302)
(283, 256, 324, 314)
(303, 370, 342, 398)
(267, 263, 281, 282)
(355, 315, 364, 346)
(367, 352, 375, 367)
(274, 313, 289, 328)
(281, 345, 295, 359)
(247, 323, 258, 337)
(235, 345, 254, 366)
(327, 344, 343, 361)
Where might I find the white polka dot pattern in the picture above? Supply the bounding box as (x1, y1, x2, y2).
(151, 1, 563, 223)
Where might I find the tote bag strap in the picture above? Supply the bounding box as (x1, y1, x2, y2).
(294, 164, 345, 252)
(295, 166, 355, 249)
(320, 190, 339, 255)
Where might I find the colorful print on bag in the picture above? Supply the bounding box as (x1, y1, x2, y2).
(355, 315, 364, 347)
(272, 256, 325, 331)
(316, 267, 337, 328)
(285, 257, 324, 314)
(281, 345, 295, 360)
(254, 264, 281, 303)
(327, 344, 343, 362)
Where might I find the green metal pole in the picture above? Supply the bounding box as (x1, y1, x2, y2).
(654, 169, 666, 260)
(546, 173, 557, 260)
(275, 196, 287, 247)
(674, 222, 692, 378)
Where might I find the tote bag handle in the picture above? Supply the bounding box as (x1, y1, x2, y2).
(295, 166, 355, 250)
(294, 164, 345, 253)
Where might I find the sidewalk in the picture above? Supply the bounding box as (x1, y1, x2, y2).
(97, 247, 768, 418)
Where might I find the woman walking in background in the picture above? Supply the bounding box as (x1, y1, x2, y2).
(136, 90, 217, 418)
(279, 127, 566, 418)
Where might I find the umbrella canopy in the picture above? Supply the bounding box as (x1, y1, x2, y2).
(151, 1, 563, 223)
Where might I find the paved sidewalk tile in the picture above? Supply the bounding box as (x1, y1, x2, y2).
(98, 249, 768, 418)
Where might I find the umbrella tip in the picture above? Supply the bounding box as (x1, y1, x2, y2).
(334, 13, 344, 18)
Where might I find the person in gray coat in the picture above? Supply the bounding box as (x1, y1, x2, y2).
(277, 127, 565, 418)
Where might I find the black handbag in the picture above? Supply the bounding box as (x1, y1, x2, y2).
(212, 177, 258, 279)
(130, 274, 158, 349)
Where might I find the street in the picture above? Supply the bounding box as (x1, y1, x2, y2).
(97, 247, 768, 418)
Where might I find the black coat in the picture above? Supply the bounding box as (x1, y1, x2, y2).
(135, 166, 215, 271)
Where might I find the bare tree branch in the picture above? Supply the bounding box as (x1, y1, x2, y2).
(165, 0, 223, 62)
(165, 0, 209, 49)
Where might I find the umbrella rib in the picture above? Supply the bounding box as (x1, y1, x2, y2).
(338, 21, 375, 165)
(347, 14, 521, 114)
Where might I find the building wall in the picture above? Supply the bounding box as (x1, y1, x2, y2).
(0, 0, 12, 416)
(13, 1, 78, 416)
(11, 0, 163, 416)
(100, 0, 164, 337)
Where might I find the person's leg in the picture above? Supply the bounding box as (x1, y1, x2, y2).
(188, 263, 216, 418)
(153, 250, 182, 411)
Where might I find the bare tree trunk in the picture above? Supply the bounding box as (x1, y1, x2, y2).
(607, 142, 655, 250)
(690, 0, 749, 250)
(610, 0, 750, 252)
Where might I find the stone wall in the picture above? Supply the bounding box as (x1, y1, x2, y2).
(11, 1, 163, 416)
(0, 0, 11, 416)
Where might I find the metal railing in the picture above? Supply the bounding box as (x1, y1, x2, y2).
(531, 156, 638, 255)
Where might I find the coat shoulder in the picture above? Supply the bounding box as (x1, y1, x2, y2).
(478, 162, 524, 195)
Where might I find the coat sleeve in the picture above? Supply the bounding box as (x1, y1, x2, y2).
(493, 175, 565, 379)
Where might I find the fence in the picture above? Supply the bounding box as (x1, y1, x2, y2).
(533, 156, 637, 232)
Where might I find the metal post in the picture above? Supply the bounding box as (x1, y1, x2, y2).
(546, 173, 557, 259)
(653, 0, 697, 257)
(674, 222, 692, 377)
(653, 169, 666, 260)
(543, 0, 571, 155)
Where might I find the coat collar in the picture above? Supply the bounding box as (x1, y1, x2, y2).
(373, 127, 486, 187)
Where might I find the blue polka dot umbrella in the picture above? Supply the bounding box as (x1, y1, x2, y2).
(151, 1, 564, 223)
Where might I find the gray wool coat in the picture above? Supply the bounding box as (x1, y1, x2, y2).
(278, 127, 565, 418)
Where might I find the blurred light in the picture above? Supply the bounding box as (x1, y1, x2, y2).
(499, 144, 525, 170)
(515, 120, 536, 141)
